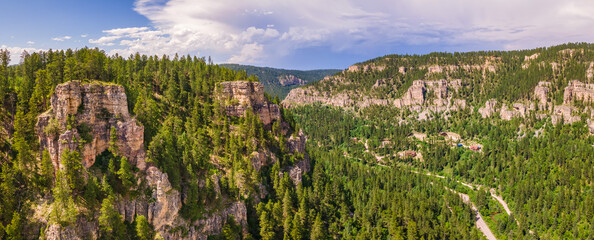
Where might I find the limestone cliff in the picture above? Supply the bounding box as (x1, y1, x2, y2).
(36, 81, 145, 170)
(283, 79, 465, 117)
(563, 80, 594, 104)
(219, 81, 281, 126)
(278, 74, 305, 86)
(35, 80, 310, 239)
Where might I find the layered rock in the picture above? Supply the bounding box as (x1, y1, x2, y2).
(219, 81, 281, 126)
(36, 81, 146, 170)
(278, 75, 305, 86)
(37, 81, 255, 240)
(500, 103, 534, 120)
(347, 63, 386, 72)
(479, 99, 498, 118)
(563, 80, 594, 104)
(534, 81, 551, 108)
(393, 80, 461, 108)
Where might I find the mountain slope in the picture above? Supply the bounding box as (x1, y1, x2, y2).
(284, 42, 594, 239)
(0, 48, 482, 240)
(220, 64, 340, 99)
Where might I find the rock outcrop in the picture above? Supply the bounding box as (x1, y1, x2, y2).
(393, 80, 461, 108)
(563, 80, 594, 104)
(479, 99, 498, 118)
(534, 81, 551, 108)
(219, 81, 281, 126)
(278, 75, 305, 86)
(347, 63, 386, 72)
(36, 81, 256, 240)
(283, 79, 465, 119)
(36, 81, 146, 170)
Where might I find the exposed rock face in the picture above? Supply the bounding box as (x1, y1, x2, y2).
(251, 148, 277, 171)
(145, 166, 181, 232)
(534, 81, 551, 108)
(524, 53, 540, 61)
(479, 99, 498, 118)
(283, 88, 356, 108)
(552, 105, 580, 124)
(36, 81, 146, 170)
(563, 80, 594, 104)
(347, 63, 386, 72)
(500, 103, 534, 120)
(393, 80, 461, 108)
(278, 75, 305, 86)
(284, 80, 464, 117)
(219, 81, 281, 126)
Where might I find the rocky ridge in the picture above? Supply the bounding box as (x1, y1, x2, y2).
(36, 81, 145, 170)
(278, 74, 306, 86)
(35, 80, 309, 239)
(283, 79, 466, 120)
(219, 81, 281, 126)
(478, 80, 594, 132)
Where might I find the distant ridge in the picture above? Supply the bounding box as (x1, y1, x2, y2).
(220, 63, 340, 100)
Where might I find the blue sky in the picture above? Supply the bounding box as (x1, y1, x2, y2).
(2, 0, 594, 70)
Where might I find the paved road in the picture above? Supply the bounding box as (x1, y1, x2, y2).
(489, 189, 512, 215)
(448, 188, 497, 240)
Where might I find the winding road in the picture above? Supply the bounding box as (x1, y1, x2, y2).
(446, 187, 497, 240)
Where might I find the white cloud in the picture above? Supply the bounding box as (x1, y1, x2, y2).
(0, 45, 46, 65)
(89, 36, 122, 46)
(228, 42, 264, 63)
(27, 41, 34, 45)
(52, 36, 72, 41)
(89, 0, 594, 65)
(81, 34, 88, 38)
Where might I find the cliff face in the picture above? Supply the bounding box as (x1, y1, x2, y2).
(36, 81, 145, 170)
(477, 80, 592, 127)
(219, 81, 281, 126)
(283, 79, 465, 117)
(564, 80, 594, 104)
(36, 80, 309, 239)
(278, 74, 305, 86)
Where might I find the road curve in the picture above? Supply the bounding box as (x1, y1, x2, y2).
(447, 187, 497, 240)
(489, 189, 512, 215)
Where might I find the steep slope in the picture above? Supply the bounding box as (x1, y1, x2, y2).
(0, 48, 485, 240)
(284, 43, 594, 239)
(32, 80, 308, 239)
(220, 64, 340, 99)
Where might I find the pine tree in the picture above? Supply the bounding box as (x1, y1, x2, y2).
(135, 215, 153, 240)
(310, 213, 325, 240)
(259, 209, 275, 240)
(50, 170, 78, 226)
(0, 163, 17, 222)
(5, 212, 22, 240)
(290, 214, 303, 240)
(61, 148, 85, 194)
(117, 156, 134, 189)
(98, 194, 125, 238)
(40, 149, 54, 189)
(83, 176, 101, 208)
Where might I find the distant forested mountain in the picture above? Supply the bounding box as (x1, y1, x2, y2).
(284, 42, 594, 239)
(220, 64, 340, 99)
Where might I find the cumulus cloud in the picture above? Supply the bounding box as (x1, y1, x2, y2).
(27, 41, 35, 45)
(0, 45, 46, 65)
(52, 36, 72, 41)
(89, 0, 594, 66)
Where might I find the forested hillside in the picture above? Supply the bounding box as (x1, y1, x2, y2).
(0, 48, 481, 239)
(220, 64, 339, 99)
(285, 43, 594, 239)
